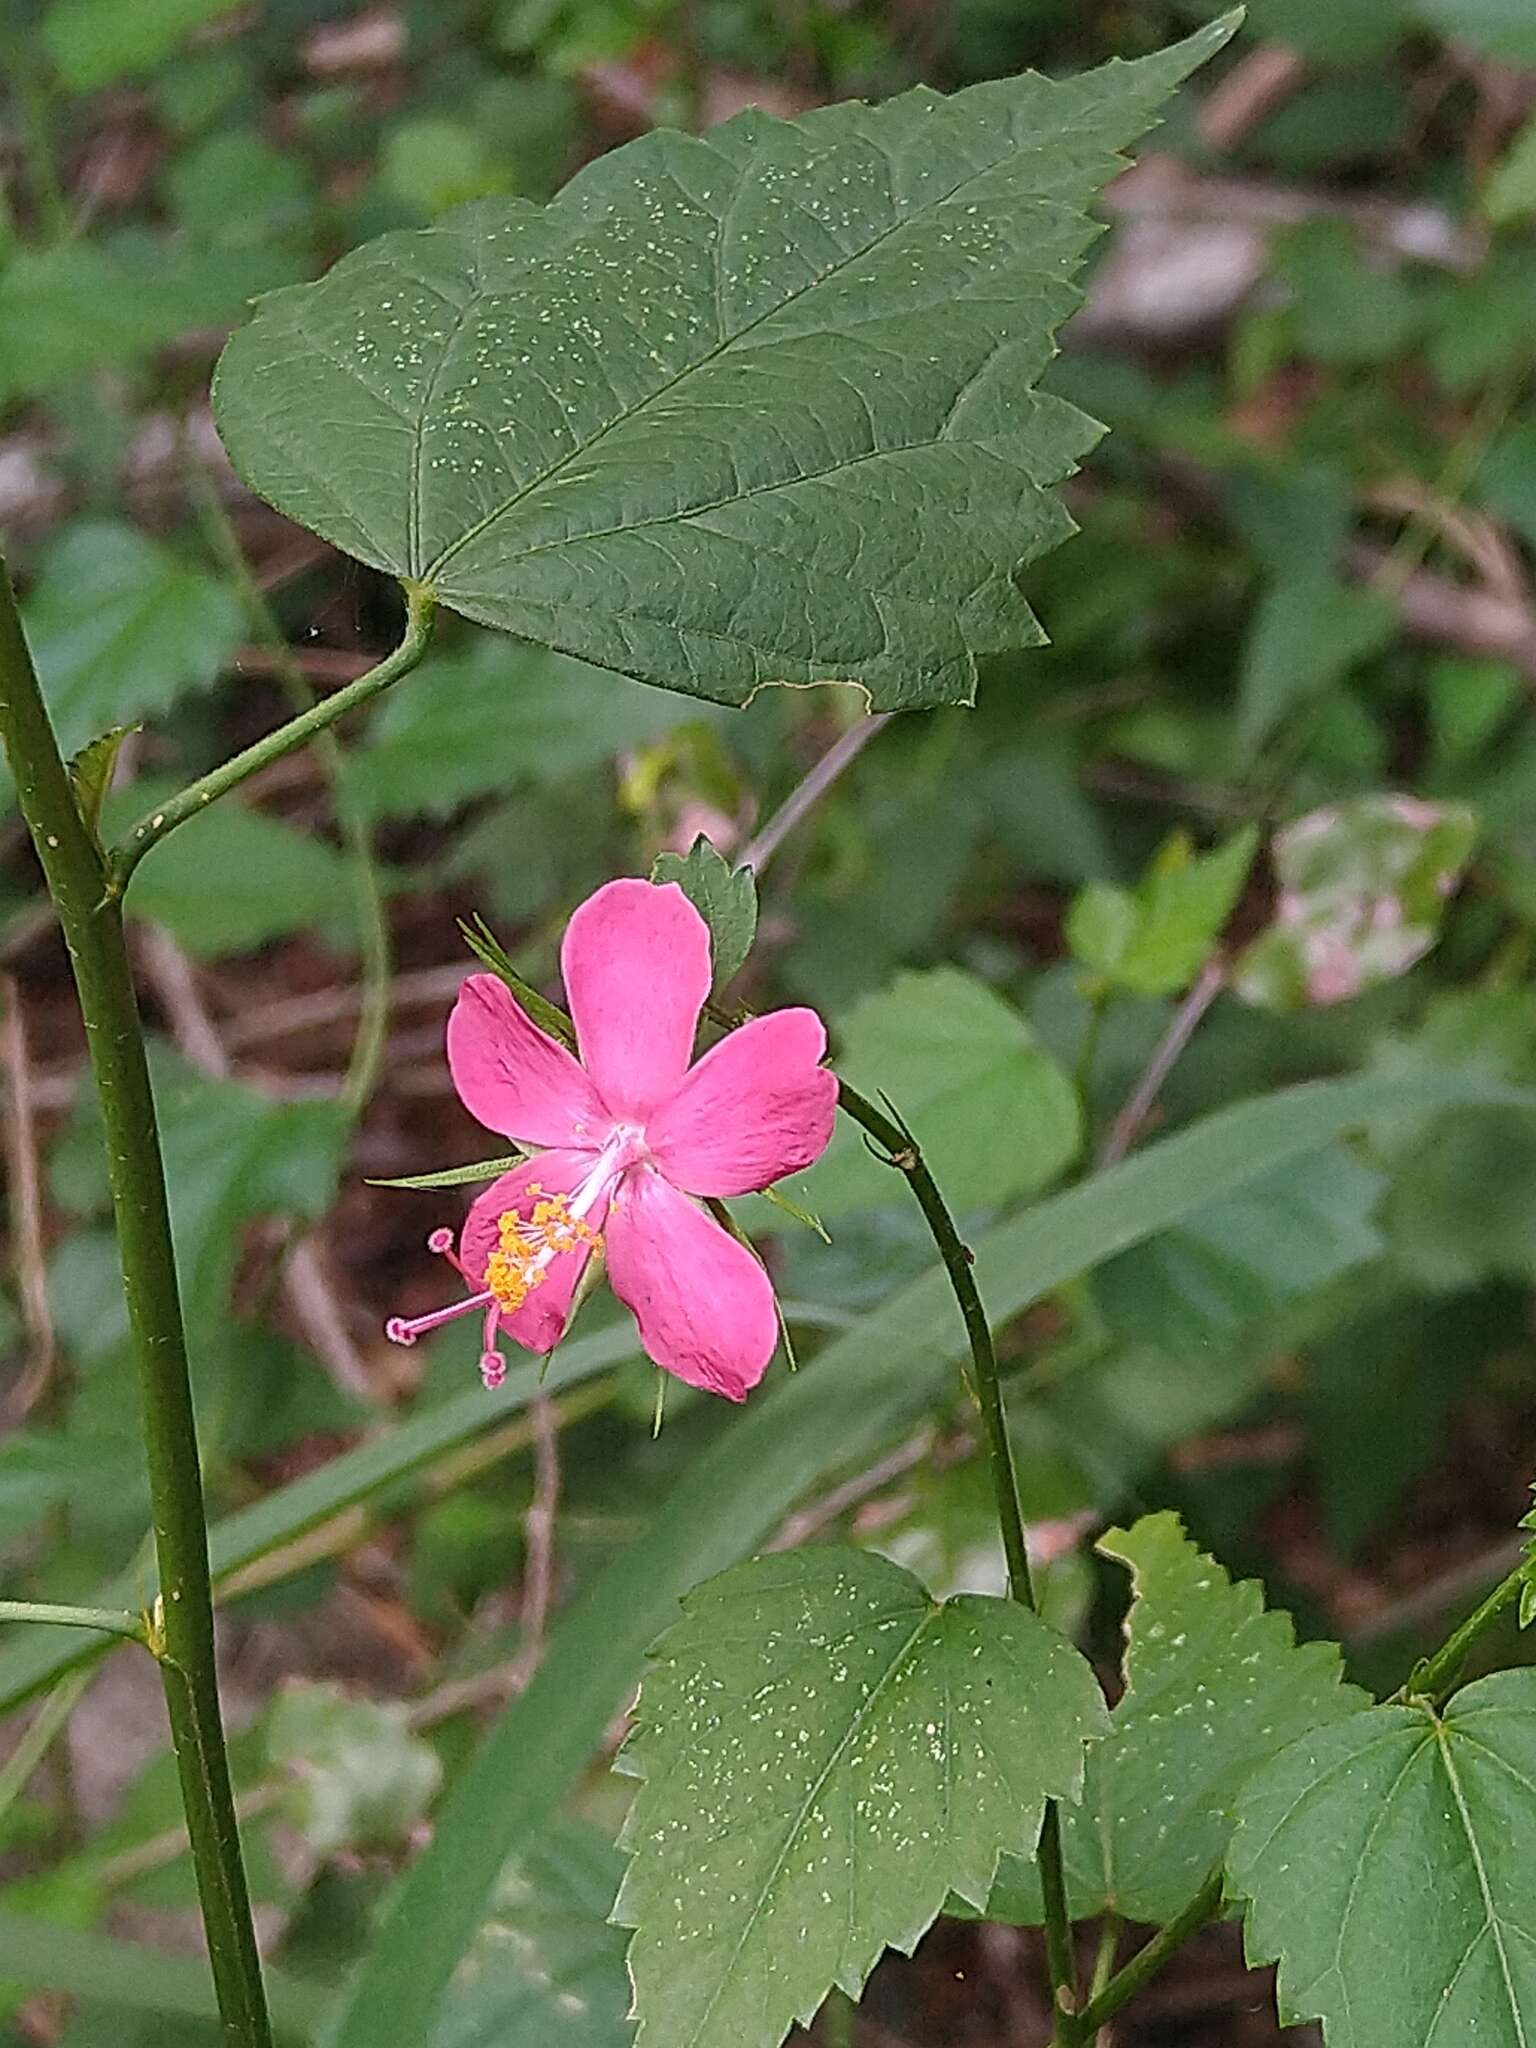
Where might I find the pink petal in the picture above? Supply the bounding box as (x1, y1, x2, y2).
(461, 1150, 606, 1356)
(647, 1010, 838, 1197)
(604, 1167, 778, 1400)
(448, 975, 609, 1148)
(561, 880, 711, 1121)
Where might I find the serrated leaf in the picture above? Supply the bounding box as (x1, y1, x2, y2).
(213, 19, 1239, 710)
(614, 1546, 1106, 2048)
(785, 966, 1079, 1221)
(370, 1153, 529, 1192)
(5, 523, 241, 810)
(435, 1821, 632, 2048)
(651, 837, 757, 986)
(980, 1513, 1366, 1927)
(1230, 1669, 1536, 2045)
(66, 726, 137, 844)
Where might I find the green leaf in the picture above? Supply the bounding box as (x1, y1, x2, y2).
(65, 726, 137, 844)
(43, 0, 243, 89)
(99, 781, 355, 957)
(1414, 0, 1536, 64)
(1069, 827, 1257, 999)
(0, 239, 295, 403)
(322, 1065, 1527, 2048)
(370, 1153, 529, 1191)
(1230, 1669, 1536, 2045)
(1236, 575, 1395, 757)
(1487, 112, 1536, 224)
(1235, 795, 1478, 1012)
(0, 1908, 324, 2040)
(1094, 1143, 1385, 1355)
(650, 837, 757, 987)
(351, 633, 705, 822)
(614, 1547, 1106, 2046)
(267, 1681, 442, 1856)
(790, 967, 1080, 1220)
(6, 523, 241, 809)
(213, 19, 1239, 710)
(435, 1821, 632, 2048)
(980, 1513, 1365, 1928)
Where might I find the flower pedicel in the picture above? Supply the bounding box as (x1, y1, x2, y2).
(386, 878, 837, 1400)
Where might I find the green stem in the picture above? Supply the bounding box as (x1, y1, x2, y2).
(1397, 1559, 1527, 1707)
(1061, 1869, 1224, 2042)
(0, 561, 273, 2048)
(183, 461, 395, 1112)
(106, 584, 436, 897)
(833, 1080, 1079, 2023)
(0, 1602, 146, 1643)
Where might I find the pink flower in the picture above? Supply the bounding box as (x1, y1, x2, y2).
(385, 879, 838, 1401)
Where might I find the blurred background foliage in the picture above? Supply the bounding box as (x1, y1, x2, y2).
(4, 0, 1536, 2040)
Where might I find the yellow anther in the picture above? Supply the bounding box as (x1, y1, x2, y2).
(484, 1196, 600, 1315)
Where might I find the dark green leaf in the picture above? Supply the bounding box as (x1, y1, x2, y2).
(979, 1512, 1364, 1927)
(615, 1547, 1106, 2046)
(650, 836, 757, 986)
(65, 726, 137, 844)
(1230, 1670, 1536, 2044)
(214, 20, 1239, 710)
(1414, 0, 1536, 64)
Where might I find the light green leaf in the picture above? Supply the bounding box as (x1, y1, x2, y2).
(615, 1547, 1106, 2047)
(323, 1068, 1532, 2048)
(1235, 795, 1477, 1011)
(1066, 828, 1256, 998)
(6, 523, 240, 809)
(100, 781, 354, 957)
(790, 967, 1080, 1219)
(1094, 1143, 1385, 1354)
(213, 19, 1240, 710)
(370, 1153, 529, 1192)
(0, 238, 294, 403)
(1487, 112, 1536, 224)
(1414, 0, 1536, 64)
(1230, 1669, 1536, 2045)
(267, 1681, 442, 1856)
(979, 1513, 1366, 1929)
(43, 0, 243, 89)
(0, 1908, 324, 2038)
(650, 837, 757, 987)
(351, 633, 705, 821)
(434, 1821, 632, 2048)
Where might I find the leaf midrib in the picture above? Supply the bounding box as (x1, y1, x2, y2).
(1436, 1721, 1532, 2048)
(419, 119, 1081, 589)
(675, 1603, 942, 2048)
